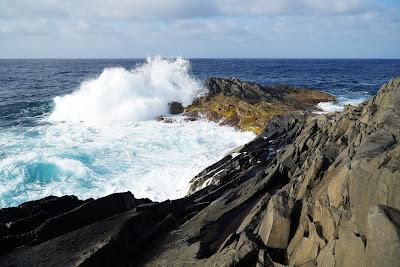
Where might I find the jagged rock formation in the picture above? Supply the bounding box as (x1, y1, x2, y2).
(0, 78, 399, 267)
(185, 77, 400, 266)
(185, 77, 336, 134)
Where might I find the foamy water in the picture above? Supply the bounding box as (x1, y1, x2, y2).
(0, 119, 254, 207)
(49, 56, 204, 124)
(317, 97, 366, 113)
(1, 57, 381, 207)
(0, 57, 255, 207)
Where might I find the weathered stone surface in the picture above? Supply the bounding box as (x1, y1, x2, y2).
(1, 77, 399, 266)
(290, 236, 319, 266)
(327, 164, 349, 208)
(188, 113, 306, 195)
(169, 101, 184, 114)
(258, 193, 291, 248)
(0, 195, 84, 236)
(186, 77, 335, 134)
(256, 249, 274, 267)
(366, 205, 400, 267)
(316, 239, 335, 267)
(334, 217, 366, 267)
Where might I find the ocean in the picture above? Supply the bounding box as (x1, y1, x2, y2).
(0, 57, 399, 207)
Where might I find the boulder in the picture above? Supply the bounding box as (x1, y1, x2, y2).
(168, 101, 184, 114)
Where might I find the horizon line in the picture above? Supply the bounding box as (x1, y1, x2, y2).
(1, 57, 400, 60)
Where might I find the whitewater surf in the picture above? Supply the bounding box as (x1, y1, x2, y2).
(0, 57, 255, 207)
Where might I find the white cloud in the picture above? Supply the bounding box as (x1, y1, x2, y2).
(0, 0, 218, 20)
(0, 0, 398, 58)
(0, 0, 379, 20)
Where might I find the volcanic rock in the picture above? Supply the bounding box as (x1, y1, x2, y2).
(186, 77, 336, 134)
(1, 77, 399, 267)
(169, 101, 184, 114)
(258, 193, 291, 249)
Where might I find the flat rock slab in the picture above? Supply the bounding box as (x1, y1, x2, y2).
(0, 210, 138, 267)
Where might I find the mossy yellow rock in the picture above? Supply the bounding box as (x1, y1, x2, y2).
(185, 77, 335, 135)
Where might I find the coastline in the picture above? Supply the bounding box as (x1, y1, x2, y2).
(184, 77, 336, 134)
(1, 77, 399, 266)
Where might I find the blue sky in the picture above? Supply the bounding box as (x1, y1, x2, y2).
(0, 0, 399, 58)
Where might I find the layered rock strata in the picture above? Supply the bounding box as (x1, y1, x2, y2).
(0, 78, 399, 267)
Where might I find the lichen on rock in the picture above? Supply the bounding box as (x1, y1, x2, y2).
(186, 77, 336, 134)
(1, 77, 399, 267)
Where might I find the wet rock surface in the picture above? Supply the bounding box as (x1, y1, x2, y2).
(186, 77, 335, 134)
(169, 101, 184, 114)
(0, 77, 399, 267)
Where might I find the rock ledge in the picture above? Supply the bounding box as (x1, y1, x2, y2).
(1, 77, 399, 267)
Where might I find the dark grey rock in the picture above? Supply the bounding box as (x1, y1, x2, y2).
(1, 77, 399, 267)
(169, 101, 184, 114)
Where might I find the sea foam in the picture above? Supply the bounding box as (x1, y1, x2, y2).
(0, 120, 255, 207)
(0, 57, 255, 208)
(317, 97, 366, 113)
(49, 56, 204, 124)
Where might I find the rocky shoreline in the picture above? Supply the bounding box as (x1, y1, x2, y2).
(0, 77, 399, 266)
(185, 77, 335, 134)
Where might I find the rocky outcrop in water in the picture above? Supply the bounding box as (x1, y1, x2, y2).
(169, 101, 184, 114)
(0, 77, 399, 267)
(186, 77, 336, 134)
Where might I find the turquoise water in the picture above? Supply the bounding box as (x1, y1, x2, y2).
(0, 57, 255, 207)
(0, 57, 399, 207)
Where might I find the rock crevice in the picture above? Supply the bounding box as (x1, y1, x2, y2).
(1, 77, 399, 267)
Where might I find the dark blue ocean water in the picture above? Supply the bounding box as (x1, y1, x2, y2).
(0, 58, 399, 208)
(1, 58, 400, 127)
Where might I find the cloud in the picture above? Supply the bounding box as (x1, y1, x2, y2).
(0, 0, 380, 20)
(0, 0, 218, 20)
(0, 18, 55, 35)
(219, 0, 376, 16)
(0, 0, 399, 58)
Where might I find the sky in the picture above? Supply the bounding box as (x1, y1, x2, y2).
(0, 0, 399, 58)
